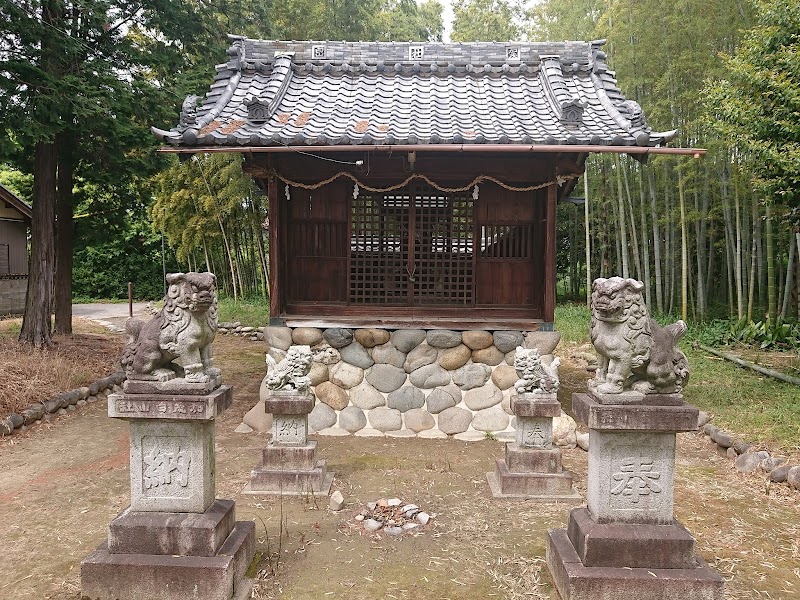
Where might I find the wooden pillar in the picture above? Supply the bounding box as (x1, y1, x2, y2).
(544, 183, 557, 323)
(268, 176, 281, 322)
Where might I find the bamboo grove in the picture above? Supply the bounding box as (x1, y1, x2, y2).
(539, 0, 800, 326)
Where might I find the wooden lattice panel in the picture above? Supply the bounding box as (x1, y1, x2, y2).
(412, 188, 474, 305)
(350, 193, 410, 304)
(349, 189, 475, 306)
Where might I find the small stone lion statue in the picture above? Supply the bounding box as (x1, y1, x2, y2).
(514, 346, 560, 394)
(121, 272, 220, 383)
(589, 277, 689, 395)
(265, 345, 312, 393)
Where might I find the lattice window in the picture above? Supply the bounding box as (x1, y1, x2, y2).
(479, 224, 534, 259)
(350, 193, 410, 304)
(412, 189, 474, 305)
(349, 188, 474, 306)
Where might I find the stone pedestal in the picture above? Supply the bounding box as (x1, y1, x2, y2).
(487, 393, 581, 502)
(244, 390, 334, 497)
(81, 386, 255, 600)
(546, 393, 724, 600)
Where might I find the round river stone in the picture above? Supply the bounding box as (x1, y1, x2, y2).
(426, 329, 462, 349)
(437, 407, 473, 435)
(323, 328, 354, 348)
(354, 328, 390, 348)
(404, 408, 435, 432)
(493, 330, 524, 353)
(349, 381, 386, 410)
(369, 407, 402, 432)
(438, 344, 471, 370)
(339, 406, 367, 432)
(315, 381, 349, 410)
(462, 330, 493, 350)
(292, 327, 323, 346)
(309, 402, 337, 431)
(366, 364, 406, 393)
(391, 329, 426, 353)
(425, 387, 458, 414)
(387, 386, 425, 412)
(409, 364, 451, 389)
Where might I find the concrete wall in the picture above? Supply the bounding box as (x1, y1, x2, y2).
(0, 277, 27, 315)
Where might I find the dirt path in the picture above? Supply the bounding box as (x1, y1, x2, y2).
(0, 336, 798, 599)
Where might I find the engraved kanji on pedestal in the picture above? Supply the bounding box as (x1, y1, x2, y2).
(486, 392, 581, 501)
(244, 390, 334, 496)
(81, 272, 255, 600)
(244, 345, 334, 496)
(546, 278, 724, 600)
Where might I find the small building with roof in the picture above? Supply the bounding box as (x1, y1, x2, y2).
(0, 184, 31, 315)
(153, 38, 700, 437)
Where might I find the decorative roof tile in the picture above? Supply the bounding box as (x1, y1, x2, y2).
(153, 37, 676, 148)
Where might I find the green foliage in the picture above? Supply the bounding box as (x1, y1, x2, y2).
(554, 303, 591, 345)
(451, 0, 522, 42)
(217, 298, 269, 327)
(705, 0, 800, 211)
(73, 216, 179, 300)
(689, 317, 800, 351)
(0, 165, 33, 200)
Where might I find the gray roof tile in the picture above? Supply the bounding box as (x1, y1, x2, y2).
(155, 38, 673, 148)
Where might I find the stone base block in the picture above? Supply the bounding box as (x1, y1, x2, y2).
(566, 507, 698, 569)
(108, 499, 235, 557)
(122, 376, 224, 397)
(505, 443, 562, 473)
(572, 393, 698, 432)
(261, 441, 318, 470)
(546, 528, 724, 600)
(511, 394, 561, 417)
(487, 460, 582, 502)
(264, 391, 314, 415)
(81, 521, 255, 600)
(244, 460, 334, 497)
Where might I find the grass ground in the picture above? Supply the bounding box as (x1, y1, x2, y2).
(555, 303, 800, 454)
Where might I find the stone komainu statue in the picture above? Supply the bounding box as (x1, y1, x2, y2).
(265, 345, 312, 393)
(513, 346, 560, 394)
(589, 277, 689, 395)
(121, 272, 220, 383)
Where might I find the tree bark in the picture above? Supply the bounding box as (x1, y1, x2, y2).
(20, 142, 57, 348)
(677, 160, 688, 322)
(54, 133, 75, 335)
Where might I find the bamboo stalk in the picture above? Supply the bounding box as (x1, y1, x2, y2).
(698, 344, 800, 386)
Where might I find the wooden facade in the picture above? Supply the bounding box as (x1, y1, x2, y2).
(0, 184, 31, 315)
(154, 38, 697, 332)
(246, 150, 577, 330)
(0, 185, 30, 276)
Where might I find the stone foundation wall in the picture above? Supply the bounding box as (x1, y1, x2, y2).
(264, 326, 566, 441)
(0, 277, 27, 315)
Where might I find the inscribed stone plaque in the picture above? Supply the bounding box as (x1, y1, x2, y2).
(129, 420, 215, 513)
(516, 416, 553, 449)
(272, 414, 308, 446)
(587, 430, 675, 525)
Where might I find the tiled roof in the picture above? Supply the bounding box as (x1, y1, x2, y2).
(153, 36, 676, 149)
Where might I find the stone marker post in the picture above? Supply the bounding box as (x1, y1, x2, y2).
(245, 345, 334, 496)
(546, 277, 723, 600)
(81, 272, 255, 600)
(487, 347, 581, 501)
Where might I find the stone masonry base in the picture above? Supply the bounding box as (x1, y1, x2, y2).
(81, 500, 255, 600)
(546, 507, 725, 600)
